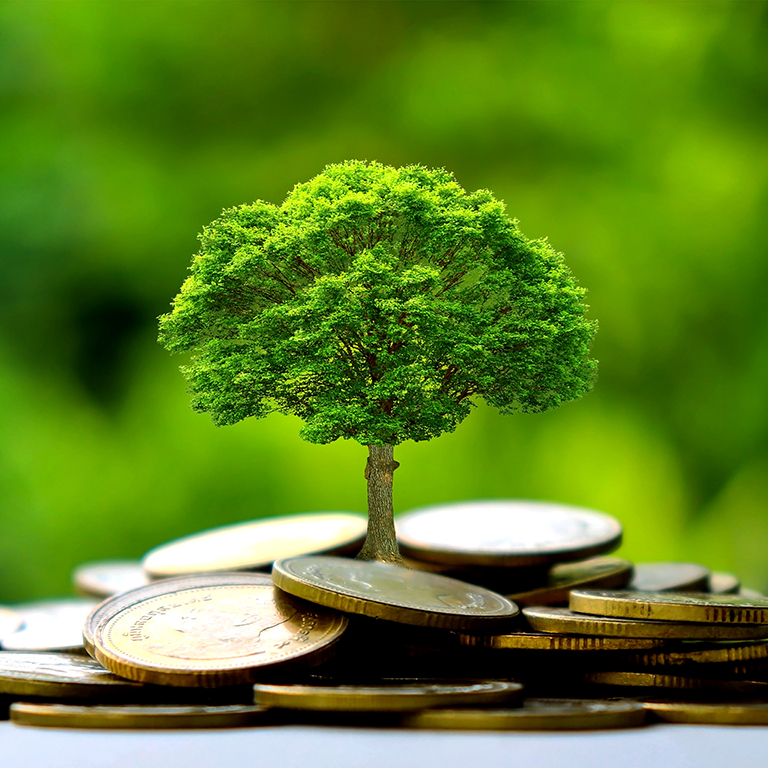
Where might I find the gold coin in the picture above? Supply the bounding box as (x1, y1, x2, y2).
(626, 640, 768, 668)
(401, 698, 646, 731)
(570, 589, 768, 624)
(509, 557, 633, 607)
(0, 651, 145, 698)
(3, 599, 98, 653)
(253, 681, 524, 712)
(629, 563, 710, 592)
(83, 572, 272, 658)
(143, 512, 367, 578)
(91, 573, 347, 687)
(272, 556, 519, 631)
(585, 670, 768, 694)
(641, 700, 768, 725)
(396, 501, 622, 567)
(10, 702, 272, 729)
(73, 560, 150, 598)
(0, 607, 22, 643)
(708, 573, 741, 595)
(523, 606, 768, 640)
(458, 631, 667, 652)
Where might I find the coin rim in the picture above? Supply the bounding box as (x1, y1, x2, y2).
(10, 702, 272, 729)
(641, 700, 768, 725)
(570, 589, 768, 625)
(523, 606, 768, 640)
(253, 681, 524, 712)
(458, 631, 669, 651)
(0, 651, 145, 698)
(401, 698, 646, 730)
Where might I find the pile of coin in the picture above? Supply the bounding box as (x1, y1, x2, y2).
(2, 502, 768, 730)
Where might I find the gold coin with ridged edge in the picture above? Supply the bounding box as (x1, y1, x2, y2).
(10, 702, 272, 729)
(570, 590, 768, 624)
(641, 700, 768, 725)
(401, 698, 646, 731)
(523, 606, 768, 640)
(396, 500, 622, 568)
(0, 651, 145, 699)
(508, 557, 633, 607)
(90, 574, 347, 687)
(585, 670, 768, 695)
(626, 640, 768, 668)
(143, 512, 367, 578)
(272, 556, 519, 631)
(253, 680, 523, 712)
(458, 631, 667, 652)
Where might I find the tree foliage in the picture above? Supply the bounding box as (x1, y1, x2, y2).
(159, 161, 596, 446)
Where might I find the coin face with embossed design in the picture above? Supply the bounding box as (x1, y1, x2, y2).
(272, 556, 519, 631)
(142, 512, 367, 578)
(83, 572, 272, 658)
(396, 501, 622, 567)
(90, 573, 347, 687)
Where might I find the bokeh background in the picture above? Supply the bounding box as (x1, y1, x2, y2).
(1, 0, 767, 602)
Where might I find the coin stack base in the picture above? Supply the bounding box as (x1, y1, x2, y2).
(3, 500, 767, 733)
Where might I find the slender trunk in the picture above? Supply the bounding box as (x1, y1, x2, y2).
(356, 443, 406, 566)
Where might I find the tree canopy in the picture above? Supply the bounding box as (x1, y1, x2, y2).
(159, 161, 597, 446)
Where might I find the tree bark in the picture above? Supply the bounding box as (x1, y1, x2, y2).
(356, 443, 406, 566)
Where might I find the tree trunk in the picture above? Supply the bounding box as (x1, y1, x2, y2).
(356, 443, 406, 566)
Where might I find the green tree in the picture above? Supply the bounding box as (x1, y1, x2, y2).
(159, 161, 597, 564)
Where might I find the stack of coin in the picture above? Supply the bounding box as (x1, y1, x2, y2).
(3, 500, 768, 730)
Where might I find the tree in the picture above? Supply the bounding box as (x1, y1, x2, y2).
(158, 161, 597, 565)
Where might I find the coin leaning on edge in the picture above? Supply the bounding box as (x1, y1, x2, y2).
(272, 555, 520, 631)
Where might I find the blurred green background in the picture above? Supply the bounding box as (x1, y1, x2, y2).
(1, 0, 767, 602)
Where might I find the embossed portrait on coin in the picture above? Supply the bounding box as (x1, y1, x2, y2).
(140, 597, 298, 660)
